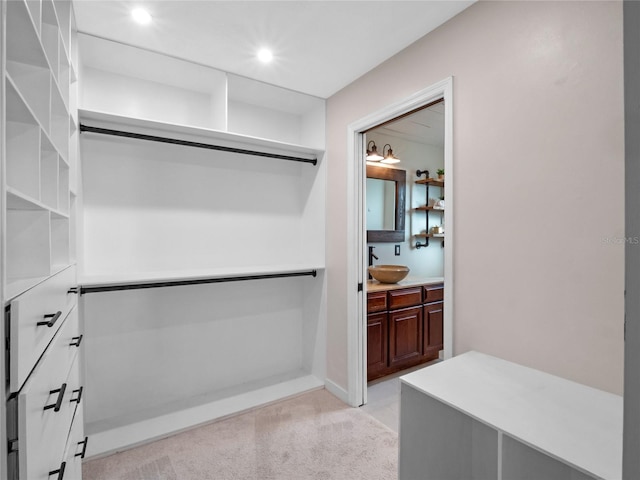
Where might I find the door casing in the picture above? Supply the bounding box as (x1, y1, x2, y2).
(346, 77, 454, 407)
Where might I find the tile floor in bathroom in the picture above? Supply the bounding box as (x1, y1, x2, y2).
(360, 360, 440, 432)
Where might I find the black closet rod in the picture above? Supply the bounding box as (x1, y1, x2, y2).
(80, 270, 318, 294)
(79, 124, 318, 165)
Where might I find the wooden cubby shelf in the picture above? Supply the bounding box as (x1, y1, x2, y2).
(415, 177, 444, 187)
(414, 233, 445, 239)
(414, 206, 445, 212)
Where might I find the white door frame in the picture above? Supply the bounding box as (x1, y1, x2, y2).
(346, 77, 454, 407)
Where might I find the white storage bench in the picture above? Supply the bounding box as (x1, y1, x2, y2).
(399, 351, 622, 480)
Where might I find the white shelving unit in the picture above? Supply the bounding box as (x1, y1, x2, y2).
(2, 1, 82, 479)
(77, 36, 327, 458)
(3, 0, 78, 302)
(399, 351, 623, 480)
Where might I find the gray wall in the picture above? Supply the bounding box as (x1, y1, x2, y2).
(326, 0, 625, 395)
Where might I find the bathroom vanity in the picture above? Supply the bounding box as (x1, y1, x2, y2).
(367, 278, 444, 381)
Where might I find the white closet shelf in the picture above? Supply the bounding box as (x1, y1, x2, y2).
(6, 187, 69, 219)
(79, 109, 324, 162)
(85, 370, 324, 459)
(5, 264, 73, 302)
(79, 265, 325, 291)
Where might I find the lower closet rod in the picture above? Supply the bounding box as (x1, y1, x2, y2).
(79, 124, 318, 165)
(79, 270, 318, 294)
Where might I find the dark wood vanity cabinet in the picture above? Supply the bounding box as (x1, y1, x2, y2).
(367, 283, 444, 382)
(423, 301, 443, 359)
(423, 283, 444, 359)
(389, 306, 422, 368)
(367, 312, 388, 379)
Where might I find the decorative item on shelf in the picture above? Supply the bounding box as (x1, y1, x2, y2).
(366, 141, 383, 161)
(431, 225, 443, 234)
(437, 168, 444, 181)
(380, 144, 400, 164)
(429, 198, 445, 209)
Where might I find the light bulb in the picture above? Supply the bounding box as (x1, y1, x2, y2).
(132, 7, 152, 25)
(257, 48, 274, 63)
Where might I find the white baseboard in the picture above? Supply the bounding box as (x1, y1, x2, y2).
(85, 373, 324, 459)
(324, 378, 349, 404)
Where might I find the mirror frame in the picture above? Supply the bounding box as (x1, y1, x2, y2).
(366, 164, 406, 242)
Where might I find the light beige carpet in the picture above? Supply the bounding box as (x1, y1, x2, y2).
(83, 389, 398, 480)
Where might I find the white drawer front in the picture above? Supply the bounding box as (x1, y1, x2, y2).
(9, 266, 77, 392)
(62, 403, 86, 480)
(17, 314, 82, 480)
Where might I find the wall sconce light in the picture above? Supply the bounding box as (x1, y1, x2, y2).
(366, 141, 383, 161)
(380, 144, 400, 164)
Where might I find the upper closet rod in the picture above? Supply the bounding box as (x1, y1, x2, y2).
(79, 270, 318, 294)
(79, 124, 318, 165)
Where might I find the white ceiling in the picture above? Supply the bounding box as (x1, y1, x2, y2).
(72, 0, 474, 99)
(375, 101, 445, 147)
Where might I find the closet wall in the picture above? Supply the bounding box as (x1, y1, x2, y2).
(77, 36, 327, 457)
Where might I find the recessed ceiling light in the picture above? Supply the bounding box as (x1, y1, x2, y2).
(131, 7, 152, 25)
(257, 48, 274, 64)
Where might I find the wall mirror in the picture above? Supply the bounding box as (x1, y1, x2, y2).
(366, 164, 406, 242)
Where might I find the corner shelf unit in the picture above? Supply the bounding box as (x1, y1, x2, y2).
(413, 173, 445, 249)
(3, 0, 78, 302)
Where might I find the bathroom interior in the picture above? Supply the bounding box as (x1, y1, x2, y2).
(365, 100, 446, 384)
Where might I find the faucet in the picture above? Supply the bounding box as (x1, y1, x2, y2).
(368, 246, 379, 267)
(368, 246, 379, 279)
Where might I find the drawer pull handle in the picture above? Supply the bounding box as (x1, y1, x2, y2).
(68, 287, 79, 294)
(70, 335, 83, 347)
(44, 383, 67, 412)
(49, 461, 66, 479)
(38, 311, 62, 328)
(71, 386, 84, 404)
(75, 436, 89, 459)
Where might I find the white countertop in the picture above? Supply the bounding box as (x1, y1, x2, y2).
(366, 276, 444, 293)
(401, 351, 622, 480)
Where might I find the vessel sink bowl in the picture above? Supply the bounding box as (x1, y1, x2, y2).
(369, 265, 410, 284)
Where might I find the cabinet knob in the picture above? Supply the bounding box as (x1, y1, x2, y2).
(37, 311, 62, 328)
(44, 383, 67, 412)
(75, 437, 89, 459)
(70, 334, 83, 347)
(48, 461, 66, 480)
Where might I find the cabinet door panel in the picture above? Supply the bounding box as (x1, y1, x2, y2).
(424, 283, 444, 303)
(367, 312, 388, 381)
(389, 306, 422, 368)
(367, 291, 387, 313)
(9, 266, 77, 392)
(17, 310, 81, 480)
(423, 302, 443, 359)
(388, 287, 422, 310)
(63, 403, 86, 480)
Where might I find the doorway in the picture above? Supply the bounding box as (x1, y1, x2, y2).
(346, 77, 454, 408)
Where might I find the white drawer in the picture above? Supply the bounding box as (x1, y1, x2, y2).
(9, 266, 77, 392)
(61, 404, 86, 480)
(16, 313, 82, 480)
